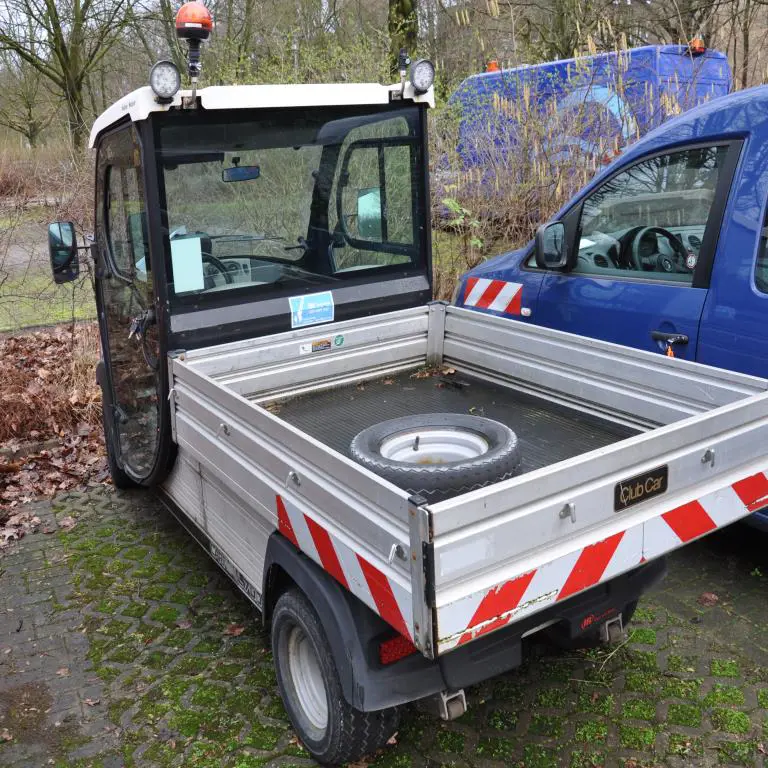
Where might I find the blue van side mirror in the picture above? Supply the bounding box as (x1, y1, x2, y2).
(48, 221, 80, 284)
(535, 221, 569, 270)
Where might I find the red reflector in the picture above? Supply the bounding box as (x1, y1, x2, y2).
(379, 634, 418, 665)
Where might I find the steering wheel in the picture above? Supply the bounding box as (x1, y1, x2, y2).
(629, 226, 689, 273)
(201, 253, 234, 288)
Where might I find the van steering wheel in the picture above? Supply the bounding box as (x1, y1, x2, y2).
(629, 226, 689, 273)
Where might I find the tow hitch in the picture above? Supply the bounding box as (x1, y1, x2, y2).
(420, 689, 468, 721)
(600, 613, 625, 644)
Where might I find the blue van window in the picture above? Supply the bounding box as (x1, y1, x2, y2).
(755, 223, 768, 294)
(575, 146, 727, 283)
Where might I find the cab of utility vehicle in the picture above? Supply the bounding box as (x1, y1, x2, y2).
(48, 49, 435, 488)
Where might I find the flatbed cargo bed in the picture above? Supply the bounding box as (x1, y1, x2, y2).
(166, 303, 768, 658)
(269, 370, 637, 478)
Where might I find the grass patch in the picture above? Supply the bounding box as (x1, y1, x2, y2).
(535, 687, 567, 707)
(717, 740, 759, 765)
(574, 719, 607, 743)
(710, 659, 740, 677)
(667, 734, 703, 757)
(622, 699, 656, 721)
(477, 736, 516, 760)
(619, 724, 656, 749)
(667, 703, 702, 727)
(629, 627, 657, 645)
(705, 684, 745, 707)
(436, 729, 465, 753)
(711, 708, 751, 734)
(0, 270, 95, 332)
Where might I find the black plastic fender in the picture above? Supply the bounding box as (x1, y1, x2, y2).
(262, 532, 446, 712)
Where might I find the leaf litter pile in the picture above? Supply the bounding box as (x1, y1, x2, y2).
(0, 324, 108, 546)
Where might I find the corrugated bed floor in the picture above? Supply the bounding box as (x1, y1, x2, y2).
(269, 370, 638, 474)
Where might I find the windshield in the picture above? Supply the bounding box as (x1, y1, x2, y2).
(157, 105, 426, 298)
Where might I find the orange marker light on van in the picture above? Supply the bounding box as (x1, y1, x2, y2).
(689, 36, 706, 55)
(175, 2, 212, 37)
(486, 59, 501, 73)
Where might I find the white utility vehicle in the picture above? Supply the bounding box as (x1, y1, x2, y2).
(48, 5, 768, 763)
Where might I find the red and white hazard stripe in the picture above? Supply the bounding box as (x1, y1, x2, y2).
(277, 495, 413, 640)
(463, 277, 523, 316)
(438, 469, 768, 653)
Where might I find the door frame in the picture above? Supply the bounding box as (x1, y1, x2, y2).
(521, 137, 744, 291)
(93, 118, 176, 487)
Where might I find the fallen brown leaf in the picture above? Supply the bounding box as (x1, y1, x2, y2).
(58, 516, 76, 531)
(84, 698, 100, 707)
(0, 728, 12, 742)
(56, 667, 69, 677)
(176, 619, 192, 630)
(698, 591, 719, 607)
(224, 624, 245, 637)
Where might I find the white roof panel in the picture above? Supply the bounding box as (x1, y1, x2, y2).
(88, 82, 434, 148)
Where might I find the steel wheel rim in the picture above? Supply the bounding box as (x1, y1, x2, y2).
(287, 624, 328, 731)
(379, 427, 489, 464)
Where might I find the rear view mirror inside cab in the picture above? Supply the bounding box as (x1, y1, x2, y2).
(222, 165, 261, 182)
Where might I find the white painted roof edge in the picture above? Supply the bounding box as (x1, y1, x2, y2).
(88, 81, 434, 148)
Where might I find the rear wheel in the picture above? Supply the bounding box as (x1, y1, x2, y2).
(271, 588, 399, 765)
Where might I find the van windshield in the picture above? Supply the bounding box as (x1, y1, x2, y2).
(156, 105, 426, 297)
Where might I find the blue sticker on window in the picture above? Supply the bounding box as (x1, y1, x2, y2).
(289, 291, 335, 329)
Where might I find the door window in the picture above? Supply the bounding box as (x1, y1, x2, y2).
(573, 145, 728, 284)
(106, 166, 150, 281)
(96, 126, 159, 480)
(754, 213, 768, 294)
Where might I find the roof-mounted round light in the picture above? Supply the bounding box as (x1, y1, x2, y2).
(410, 59, 435, 94)
(175, 1, 212, 40)
(149, 60, 181, 102)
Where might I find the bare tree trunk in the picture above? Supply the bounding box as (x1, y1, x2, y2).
(389, 0, 418, 75)
(741, 0, 751, 88)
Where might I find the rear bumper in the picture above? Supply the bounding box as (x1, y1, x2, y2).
(436, 556, 667, 690)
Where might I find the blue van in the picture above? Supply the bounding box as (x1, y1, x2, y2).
(451, 45, 731, 163)
(455, 85, 768, 528)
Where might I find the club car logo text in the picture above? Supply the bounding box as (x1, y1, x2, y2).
(614, 465, 668, 511)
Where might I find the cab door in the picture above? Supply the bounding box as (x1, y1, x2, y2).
(533, 142, 739, 359)
(95, 125, 162, 481)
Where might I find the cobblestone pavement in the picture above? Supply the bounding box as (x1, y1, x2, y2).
(2, 488, 768, 768)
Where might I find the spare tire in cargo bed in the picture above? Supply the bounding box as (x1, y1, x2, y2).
(350, 413, 522, 502)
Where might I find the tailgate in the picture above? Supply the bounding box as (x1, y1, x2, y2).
(428, 394, 768, 654)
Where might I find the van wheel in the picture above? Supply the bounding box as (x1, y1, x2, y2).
(101, 397, 137, 490)
(271, 589, 399, 765)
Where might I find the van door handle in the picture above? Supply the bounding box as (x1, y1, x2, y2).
(651, 331, 689, 346)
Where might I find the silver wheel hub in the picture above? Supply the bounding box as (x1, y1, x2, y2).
(287, 625, 328, 730)
(379, 427, 489, 465)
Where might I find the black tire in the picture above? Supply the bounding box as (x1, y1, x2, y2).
(271, 589, 399, 765)
(101, 396, 137, 490)
(350, 413, 521, 502)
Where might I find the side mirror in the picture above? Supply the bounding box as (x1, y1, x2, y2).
(357, 187, 383, 240)
(48, 221, 80, 284)
(534, 221, 569, 270)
